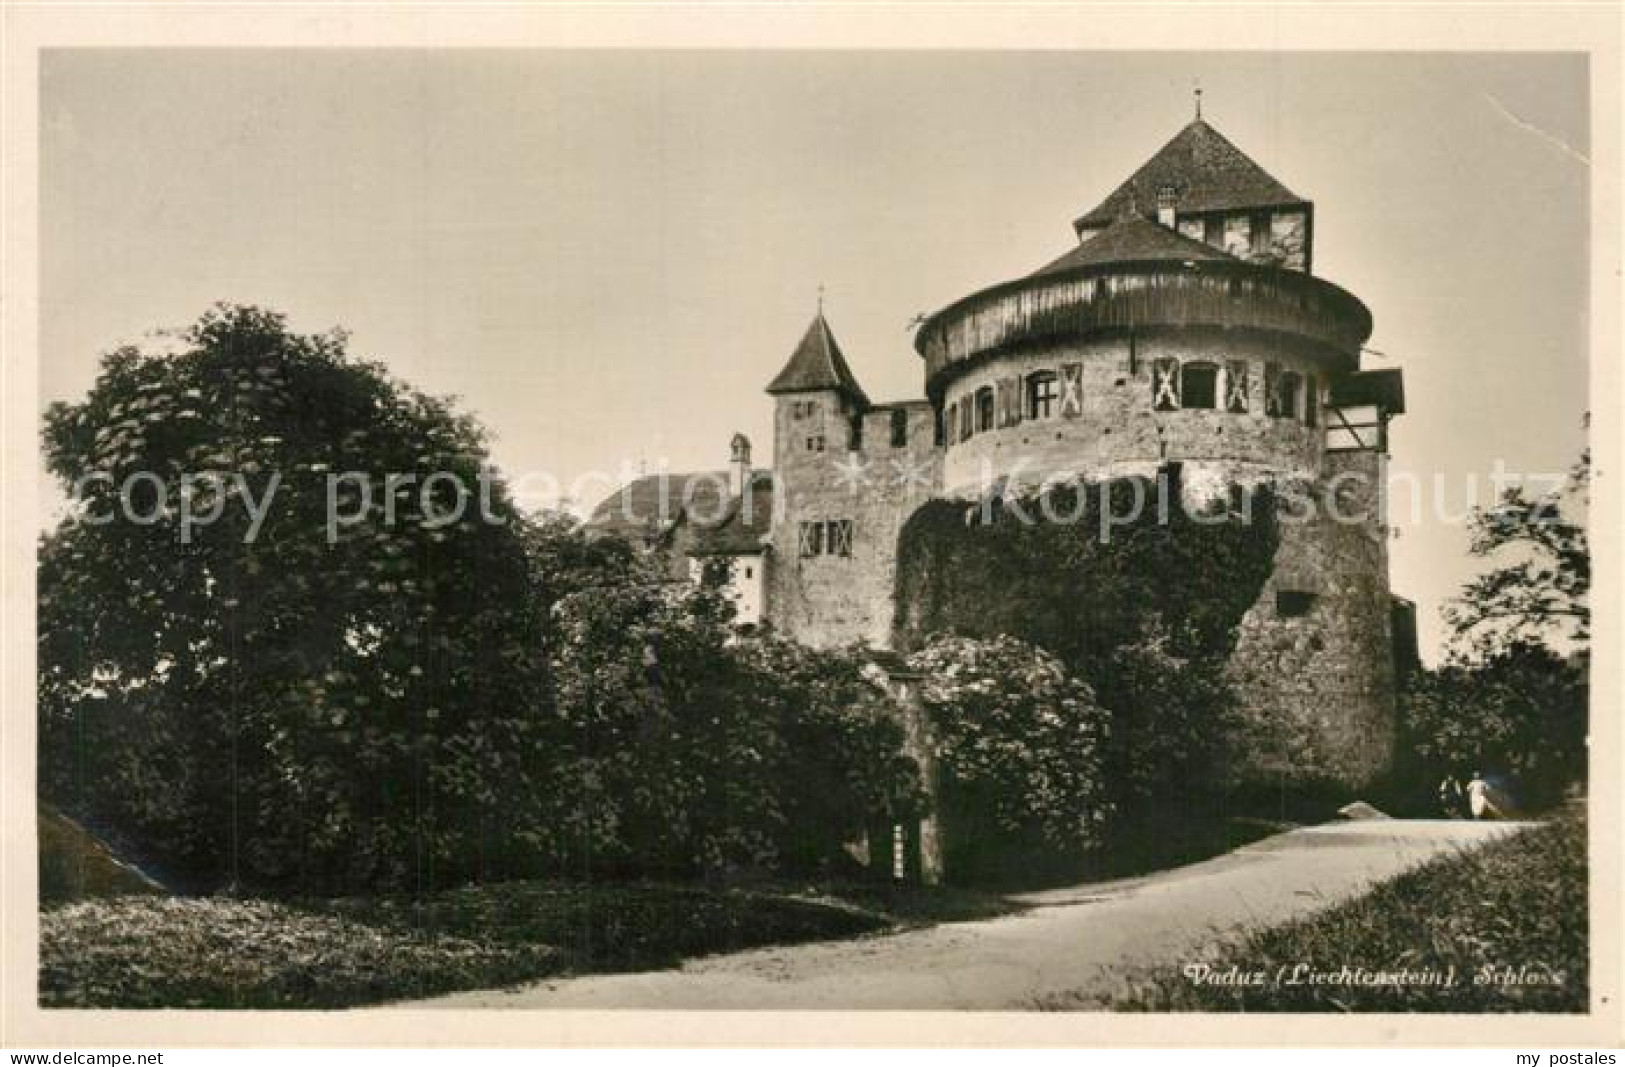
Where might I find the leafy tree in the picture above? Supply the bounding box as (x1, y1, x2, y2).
(1396, 439, 1592, 812)
(39, 305, 551, 894)
(1444, 444, 1589, 658)
(907, 634, 1111, 879)
(1400, 642, 1587, 810)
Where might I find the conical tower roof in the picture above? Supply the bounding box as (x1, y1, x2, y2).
(1072, 118, 1306, 235)
(765, 312, 870, 406)
(1033, 213, 1236, 277)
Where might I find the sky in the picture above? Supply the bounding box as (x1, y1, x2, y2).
(39, 50, 1590, 662)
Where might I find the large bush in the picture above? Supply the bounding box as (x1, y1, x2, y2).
(543, 548, 923, 877)
(39, 305, 553, 894)
(907, 634, 1111, 880)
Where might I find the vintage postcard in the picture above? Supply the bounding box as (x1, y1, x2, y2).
(2, 2, 1620, 1050)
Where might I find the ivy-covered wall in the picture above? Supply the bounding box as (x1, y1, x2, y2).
(893, 459, 1398, 799)
(894, 470, 1278, 668)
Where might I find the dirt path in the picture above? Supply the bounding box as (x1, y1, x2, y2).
(401, 819, 1525, 1010)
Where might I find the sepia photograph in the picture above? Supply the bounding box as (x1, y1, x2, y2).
(2, 3, 1619, 1053)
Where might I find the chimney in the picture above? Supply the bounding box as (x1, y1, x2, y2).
(1156, 184, 1178, 228)
(729, 433, 752, 496)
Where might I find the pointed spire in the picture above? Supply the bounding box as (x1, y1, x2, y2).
(1194, 84, 1203, 121)
(765, 311, 870, 406)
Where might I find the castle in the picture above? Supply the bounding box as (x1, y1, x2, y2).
(591, 113, 1414, 873)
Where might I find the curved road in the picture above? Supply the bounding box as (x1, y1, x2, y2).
(403, 819, 1524, 1010)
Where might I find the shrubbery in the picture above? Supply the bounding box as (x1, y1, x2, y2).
(908, 634, 1111, 879)
(543, 552, 924, 877)
(38, 306, 922, 896)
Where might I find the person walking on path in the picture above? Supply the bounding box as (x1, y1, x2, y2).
(1467, 771, 1514, 820)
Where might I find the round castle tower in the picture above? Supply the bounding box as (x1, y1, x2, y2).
(915, 119, 1373, 502)
(913, 116, 1408, 790)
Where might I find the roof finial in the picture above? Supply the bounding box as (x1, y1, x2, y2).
(817, 283, 825, 315)
(1194, 82, 1203, 121)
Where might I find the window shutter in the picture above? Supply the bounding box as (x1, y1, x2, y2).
(1008, 376, 1024, 424)
(960, 396, 973, 440)
(1152, 358, 1181, 411)
(1225, 360, 1250, 413)
(1060, 363, 1084, 418)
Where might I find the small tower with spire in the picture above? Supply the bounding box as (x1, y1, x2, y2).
(765, 307, 871, 468)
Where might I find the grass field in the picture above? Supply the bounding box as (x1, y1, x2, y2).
(40, 877, 1014, 1009)
(1069, 810, 1588, 1013)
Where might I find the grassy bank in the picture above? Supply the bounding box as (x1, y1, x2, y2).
(1068, 811, 1587, 1012)
(41, 878, 1013, 1009)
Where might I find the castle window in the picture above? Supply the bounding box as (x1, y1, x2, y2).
(944, 401, 958, 445)
(959, 396, 973, 441)
(975, 387, 995, 434)
(799, 519, 852, 558)
(827, 519, 853, 557)
(1278, 371, 1304, 421)
(1250, 211, 1272, 257)
(1276, 590, 1318, 618)
(891, 408, 909, 448)
(805, 434, 825, 453)
(1180, 362, 1219, 410)
(791, 400, 817, 420)
(1304, 373, 1319, 427)
(1026, 371, 1059, 420)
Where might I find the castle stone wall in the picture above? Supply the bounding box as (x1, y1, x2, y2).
(939, 331, 1328, 495)
(1225, 449, 1396, 789)
(769, 397, 941, 649)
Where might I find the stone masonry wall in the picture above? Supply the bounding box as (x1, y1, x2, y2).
(1225, 448, 1397, 789)
(939, 330, 1329, 496)
(768, 396, 941, 649)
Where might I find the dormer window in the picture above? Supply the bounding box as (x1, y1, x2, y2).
(1156, 185, 1178, 227)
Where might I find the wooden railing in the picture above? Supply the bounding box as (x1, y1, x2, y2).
(915, 261, 1372, 389)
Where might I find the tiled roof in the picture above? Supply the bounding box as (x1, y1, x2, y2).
(586, 471, 731, 541)
(1073, 118, 1307, 234)
(686, 476, 775, 556)
(766, 313, 870, 406)
(1032, 214, 1236, 277)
